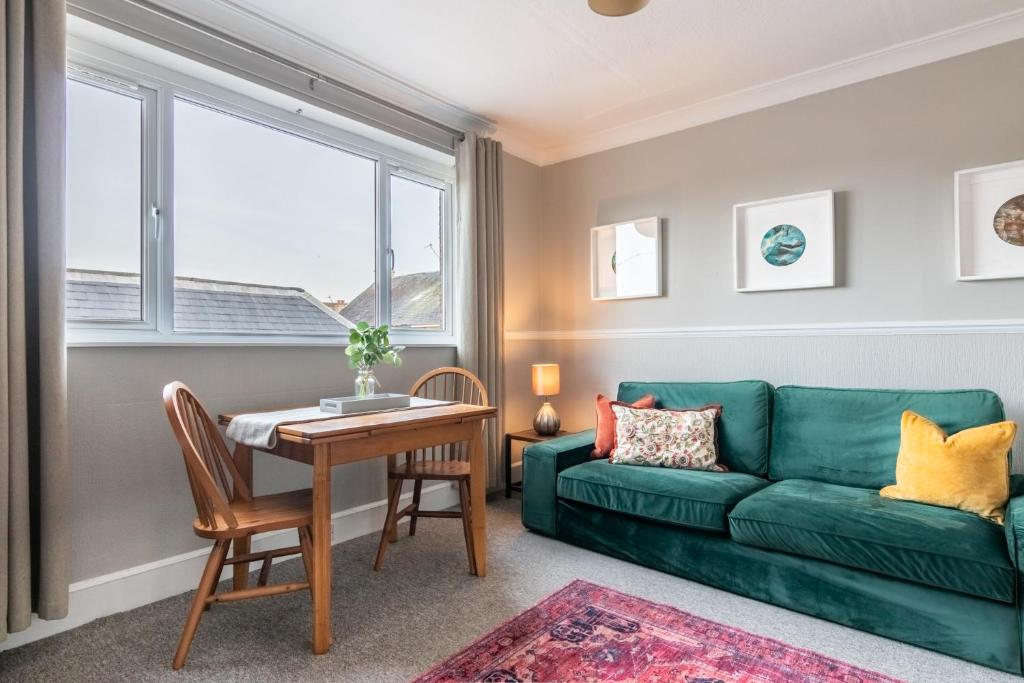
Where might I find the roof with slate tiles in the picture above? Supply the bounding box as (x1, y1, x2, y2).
(340, 271, 442, 329)
(66, 269, 353, 334)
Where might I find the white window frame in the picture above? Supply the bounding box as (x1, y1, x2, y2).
(382, 167, 454, 334)
(66, 69, 160, 330)
(66, 41, 456, 348)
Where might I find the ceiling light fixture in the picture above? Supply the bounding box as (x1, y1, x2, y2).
(588, 0, 650, 17)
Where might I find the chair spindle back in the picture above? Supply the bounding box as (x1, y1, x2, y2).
(409, 367, 488, 463)
(162, 381, 252, 530)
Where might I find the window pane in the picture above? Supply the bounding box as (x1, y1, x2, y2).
(66, 79, 144, 321)
(389, 175, 443, 330)
(173, 99, 376, 334)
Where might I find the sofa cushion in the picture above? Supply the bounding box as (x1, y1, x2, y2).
(557, 459, 769, 532)
(880, 410, 1016, 524)
(729, 479, 1014, 603)
(593, 392, 656, 459)
(769, 385, 1005, 489)
(617, 380, 773, 476)
(610, 403, 725, 471)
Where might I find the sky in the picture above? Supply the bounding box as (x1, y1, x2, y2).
(67, 79, 442, 306)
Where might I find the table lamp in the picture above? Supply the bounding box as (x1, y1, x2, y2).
(531, 363, 561, 436)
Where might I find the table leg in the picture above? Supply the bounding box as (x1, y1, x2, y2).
(311, 446, 332, 654)
(469, 427, 487, 576)
(504, 434, 512, 499)
(386, 453, 399, 543)
(231, 443, 253, 590)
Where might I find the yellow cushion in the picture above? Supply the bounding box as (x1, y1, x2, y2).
(880, 410, 1016, 524)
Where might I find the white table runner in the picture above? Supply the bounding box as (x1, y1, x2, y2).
(225, 397, 455, 449)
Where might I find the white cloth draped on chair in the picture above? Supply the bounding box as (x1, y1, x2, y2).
(455, 133, 505, 490)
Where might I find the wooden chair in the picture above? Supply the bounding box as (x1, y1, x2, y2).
(162, 381, 316, 670)
(373, 367, 488, 573)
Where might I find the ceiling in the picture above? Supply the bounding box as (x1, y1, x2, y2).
(153, 0, 1024, 165)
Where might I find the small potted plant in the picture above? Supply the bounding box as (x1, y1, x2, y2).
(345, 322, 404, 399)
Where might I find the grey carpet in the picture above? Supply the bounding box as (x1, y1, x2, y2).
(0, 497, 1015, 682)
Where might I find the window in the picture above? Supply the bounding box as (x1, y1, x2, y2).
(173, 99, 376, 334)
(66, 78, 149, 322)
(388, 174, 445, 330)
(65, 57, 454, 344)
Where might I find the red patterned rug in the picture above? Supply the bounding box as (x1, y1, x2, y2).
(414, 580, 902, 682)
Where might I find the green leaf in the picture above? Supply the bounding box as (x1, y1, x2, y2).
(344, 322, 402, 373)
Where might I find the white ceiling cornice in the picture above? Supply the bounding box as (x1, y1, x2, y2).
(147, 1, 1024, 168)
(150, 0, 495, 137)
(513, 7, 1024, 167)
(491, 128, 548, 168)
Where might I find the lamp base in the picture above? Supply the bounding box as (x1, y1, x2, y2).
(533, 401, 561, 436)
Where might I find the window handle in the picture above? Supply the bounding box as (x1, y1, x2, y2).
(388, 248, 395, 272)
(151, 204, 161, 240)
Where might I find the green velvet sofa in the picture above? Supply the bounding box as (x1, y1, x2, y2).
(521, 381, 1024, 674)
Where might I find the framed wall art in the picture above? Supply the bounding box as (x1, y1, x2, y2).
(733, 190, 834, 292)
(590, 217, 661, 300)
(955, 159, 1024, 280)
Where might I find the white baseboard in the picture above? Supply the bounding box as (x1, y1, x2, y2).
(0, 482, 458, 651)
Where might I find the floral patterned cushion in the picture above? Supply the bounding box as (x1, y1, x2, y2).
(610, 403, 726, 471)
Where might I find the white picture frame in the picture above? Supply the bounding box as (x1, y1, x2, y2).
(733, 190, 835, 292)
(590, 217, 662, 301)
(955, 159, 1024, 281)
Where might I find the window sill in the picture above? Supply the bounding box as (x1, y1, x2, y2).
(66, 329, 456, 349)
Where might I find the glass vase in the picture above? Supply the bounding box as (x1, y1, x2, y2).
(354, 367, 378, 399)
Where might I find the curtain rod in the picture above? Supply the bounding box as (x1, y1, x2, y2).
(68, 0, 467, 143)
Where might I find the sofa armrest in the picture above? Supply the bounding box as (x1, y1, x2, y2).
(521, 430, 596, 536)
(1004, 475, 1024, 569)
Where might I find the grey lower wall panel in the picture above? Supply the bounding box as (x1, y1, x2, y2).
(513, 331, 1024, 471)
(68, 345, 454, 582)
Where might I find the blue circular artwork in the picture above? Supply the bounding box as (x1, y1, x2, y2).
(760, 224, 806, 266)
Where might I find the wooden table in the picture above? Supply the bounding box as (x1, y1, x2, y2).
(219, 402, 496, 654)
(504, 429, 568, 498)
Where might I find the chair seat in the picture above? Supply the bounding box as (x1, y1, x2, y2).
(557, 459, 770, 532)
(729, 479, 1014, 603)
(391, 460, 470, 480)
(193, 488, 313, 539)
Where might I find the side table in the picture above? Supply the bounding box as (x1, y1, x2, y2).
(505, 429, 569, 498)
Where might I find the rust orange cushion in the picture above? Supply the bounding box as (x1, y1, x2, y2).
(592, 393, 655, 458)
(880, 410, 1017, 524)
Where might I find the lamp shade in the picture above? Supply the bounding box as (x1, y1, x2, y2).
(531, 364, 560, 397)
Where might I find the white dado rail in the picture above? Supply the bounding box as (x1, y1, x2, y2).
(504, 318, 1024, 341)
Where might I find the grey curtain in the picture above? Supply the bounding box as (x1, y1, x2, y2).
(1, 0, 70, 639)
(455, 134, 504, 490)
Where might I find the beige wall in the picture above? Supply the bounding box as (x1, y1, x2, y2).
(502, 152, 548, 433)
(504, 39, 1024, 465)
(537, 39, 1024, 332)
(68, 345, 453, 582)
